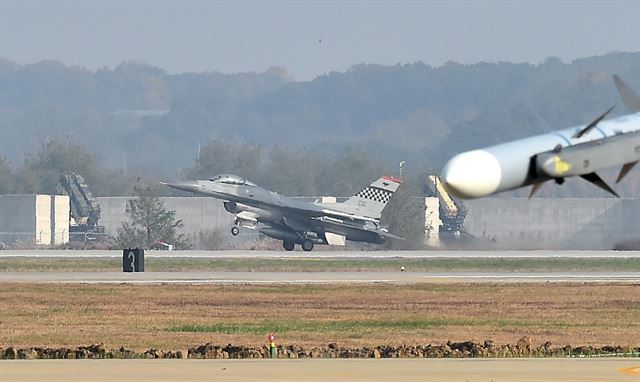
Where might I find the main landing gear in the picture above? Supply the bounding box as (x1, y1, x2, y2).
(231, 226, 240, 236)
(301, 239, 314, 252)
(282, 239, 314, 251)
(283, 241, 295, 251)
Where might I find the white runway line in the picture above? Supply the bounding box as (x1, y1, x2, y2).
(0, 271, 637, 284)
(60, 279, 397, 285)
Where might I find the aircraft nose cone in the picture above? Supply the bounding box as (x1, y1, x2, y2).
(162, 181, 201, 193)
(441, 150, 502, 199)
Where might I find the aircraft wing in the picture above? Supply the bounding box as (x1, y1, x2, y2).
(276, 202, 380, 226)
(318, 208, 380, 223)
(274, 201, 403, 240)
(375, 229, 405, 240)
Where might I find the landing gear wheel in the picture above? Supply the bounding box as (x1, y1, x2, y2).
(231, 226, 240, 236)
(301, 239, 314, 252)
(283, 241, 295, 251)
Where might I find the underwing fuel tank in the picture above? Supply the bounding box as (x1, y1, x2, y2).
(259, 226, 325, 244)
(536, 130, 640, 178)
(259, 226, 300, 242)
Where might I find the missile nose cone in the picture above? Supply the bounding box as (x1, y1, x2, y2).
(441, 150, 502, 199)
(162, 181, 201, 193)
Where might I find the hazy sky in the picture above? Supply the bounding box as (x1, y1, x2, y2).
(1, 1, 639, 80)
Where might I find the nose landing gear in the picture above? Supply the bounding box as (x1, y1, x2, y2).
(231, 226, 240, 236)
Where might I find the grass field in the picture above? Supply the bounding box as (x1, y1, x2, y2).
(0, 257, 637, 272)
(1, 283, 638, 350)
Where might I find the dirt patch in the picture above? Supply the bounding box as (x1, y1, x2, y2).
(2, 340, 638, 359)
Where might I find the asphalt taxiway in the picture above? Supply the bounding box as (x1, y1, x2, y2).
(1, 359, 638, 382)
(0, 249, 638, 284)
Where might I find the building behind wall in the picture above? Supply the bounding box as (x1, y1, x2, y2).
(0, 195, 70, 245)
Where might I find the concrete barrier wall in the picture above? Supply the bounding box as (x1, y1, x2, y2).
(96, 197, 233, 237)
(53, 196, 70, 244)
(0, 195, 36, 235)
(462, 198, 640, 249)
(94, 196, 639, 249)
(0, 195, 69, 245)
(35, 195, 52, 245)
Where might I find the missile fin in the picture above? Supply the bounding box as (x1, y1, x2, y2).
(572, 105, 615, 139)
(580, 172, 620, 198)
(616, 161, 638, 183)
(613, 75, 640, 113)
(528, 182, 544, 198)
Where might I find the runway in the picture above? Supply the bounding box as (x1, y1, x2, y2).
(1, 249, 637, 284)
(1, 249, 639, 258)
(0, 271, 637, 284)
(1, 359, 639, 382)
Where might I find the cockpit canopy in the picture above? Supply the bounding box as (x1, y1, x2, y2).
(209, 174, 257, 186)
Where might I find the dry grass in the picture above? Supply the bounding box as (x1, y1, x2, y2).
(0, 257, 636, 272)
(0, 283, 639, 351)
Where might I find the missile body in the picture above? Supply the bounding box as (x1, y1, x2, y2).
(536, 130, 640, 178)
(441, 113, 640, 198)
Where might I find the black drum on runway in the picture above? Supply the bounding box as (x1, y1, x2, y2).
(123, 248, 145, 272)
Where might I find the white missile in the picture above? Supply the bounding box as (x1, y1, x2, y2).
(441, 75, 640, 199)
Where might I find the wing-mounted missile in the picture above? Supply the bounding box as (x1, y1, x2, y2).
(535, 130, 640, 197)
(537, 130, 640, 178)
(529, 103, 621, 198)
(443, 75, 640, 199)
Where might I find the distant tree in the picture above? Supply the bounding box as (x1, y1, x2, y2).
(116, 186, 189, 249)
(183, 140, 264, 183)
(14, 136, 102, 194)
(261, 148, 316, 195)
(4, 54, 640, 196)
(0, 156, 14, 194)
(314, 148, 388, 196)
(381, 173, 426, 249)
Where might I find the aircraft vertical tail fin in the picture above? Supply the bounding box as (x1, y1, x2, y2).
(344, 176, 402, 219)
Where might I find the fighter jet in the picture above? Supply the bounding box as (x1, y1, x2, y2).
(441, 75, 640, 199)
(163, 174, 402, 251)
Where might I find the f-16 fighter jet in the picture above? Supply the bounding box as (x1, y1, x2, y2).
(163, 175, 402, 251)
(442, 75, 640, 199)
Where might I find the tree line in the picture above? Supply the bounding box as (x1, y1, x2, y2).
(0, 137, 427, 249)
(2, 52, 639, 198)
